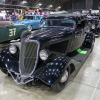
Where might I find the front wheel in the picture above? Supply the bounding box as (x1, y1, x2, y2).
(27, 25, 32, 31)
(1, 68, 10, 76)
(1, 68, 7, 74)
(51, 68, 69, 92)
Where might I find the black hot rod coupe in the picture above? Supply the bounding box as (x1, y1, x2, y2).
(0, 14, 95, 92)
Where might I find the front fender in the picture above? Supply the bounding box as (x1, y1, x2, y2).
(25, 23, 34, 28)
(0, 48, 19, 73)
(34, 56, 70, 85)
(18, 28, 28, 36)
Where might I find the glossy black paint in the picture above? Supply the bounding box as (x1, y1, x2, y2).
(0, 14, 95, 87)
(0, 49, 19, 73)
(0, 47, 71, 85)
(34, 56, 70, 85)
(83, 32, 95, 48)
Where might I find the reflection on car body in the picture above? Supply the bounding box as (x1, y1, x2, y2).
(0, 14, 95, 92)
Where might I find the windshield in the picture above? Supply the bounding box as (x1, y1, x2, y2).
(41, 19, 74, 28)
(24, 16, 35, 20)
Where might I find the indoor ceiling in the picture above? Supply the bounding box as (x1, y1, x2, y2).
(0, 0, 73, 10)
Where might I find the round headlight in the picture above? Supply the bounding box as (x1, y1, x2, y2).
(9, 45, 17, 54)
(39, 50, 49, 61)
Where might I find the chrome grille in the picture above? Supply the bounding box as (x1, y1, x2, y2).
(19, 39, 39, 75)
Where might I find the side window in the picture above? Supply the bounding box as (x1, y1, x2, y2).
(36, 16, 40, 20)
(33, 16, 35, 20)
(41, 21, 47, 27)
(29, 16, 33, 20)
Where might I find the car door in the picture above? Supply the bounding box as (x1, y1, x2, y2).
(75, 20, 87, 48)
(72, 25, 82, 51)
(81, 20, 88, 42)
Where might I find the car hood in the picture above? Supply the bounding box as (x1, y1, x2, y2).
(28, 27, 73, 43)
(14, 20, 34, 24)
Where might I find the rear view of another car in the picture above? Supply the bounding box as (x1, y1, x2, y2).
(0, 21, 28, 44)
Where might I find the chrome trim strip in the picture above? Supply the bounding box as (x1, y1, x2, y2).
(8, 70, 34, 84)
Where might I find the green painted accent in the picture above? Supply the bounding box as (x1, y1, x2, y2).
(0, 23, 28, 43)
(77, 48, 87, 54)
(80, 51, 87, 54)
(77, 48, 81, 53)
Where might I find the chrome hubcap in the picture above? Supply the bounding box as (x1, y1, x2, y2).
(28, 25, 32, 31)
(60, 70, 68, 83)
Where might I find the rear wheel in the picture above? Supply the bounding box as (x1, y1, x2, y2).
(83, 38, 94, 48)
(83, 32, 95, 49)
(51, 68, 69, 92)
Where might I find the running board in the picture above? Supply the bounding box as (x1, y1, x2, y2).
(72, 48, 91, 65)
(69, 48, 91, 81)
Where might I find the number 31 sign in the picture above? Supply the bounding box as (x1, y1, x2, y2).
(9, 28, 16, 37)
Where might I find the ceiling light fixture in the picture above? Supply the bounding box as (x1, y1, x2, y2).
(22, 0, 27, 4)
(49, 5, 53, 8)
(58, 6, 61, 9)
(39, 3, 42, 6)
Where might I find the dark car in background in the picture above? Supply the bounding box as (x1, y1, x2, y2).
(0, 14, 95, 92)
(87, 15, 100, 37)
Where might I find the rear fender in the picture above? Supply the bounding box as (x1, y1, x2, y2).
(84, 32, 95, 48)
(34, 56, 71, 85)
(0, 48, 19, 73)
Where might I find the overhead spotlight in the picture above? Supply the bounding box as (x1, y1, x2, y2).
(55, 6, 61, 11)
(58, 6, 61, 9)
(49, 5, 53, 8)
(22, 0, 27, 4)
(39, 3, 42, 6)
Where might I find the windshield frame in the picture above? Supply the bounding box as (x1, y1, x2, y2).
(40, 18, 75, 28)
